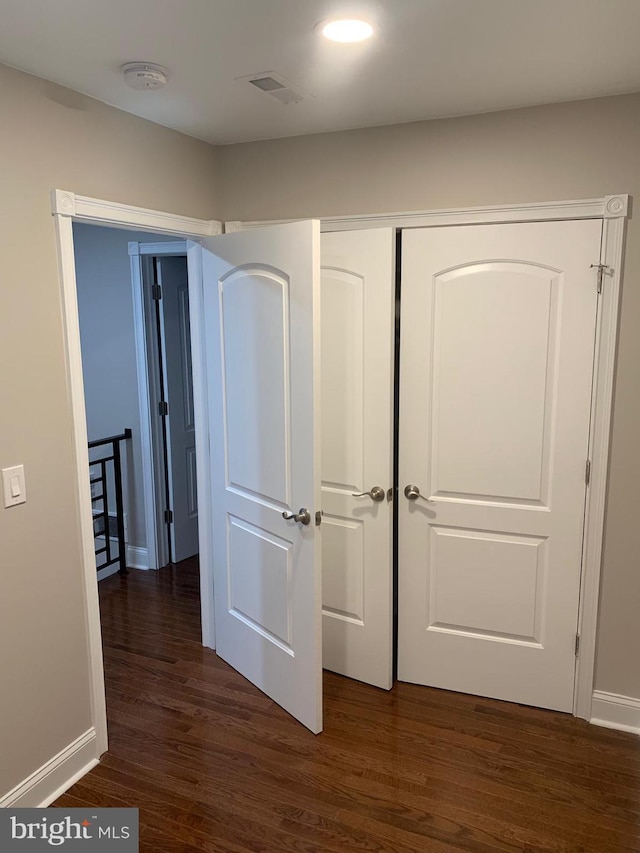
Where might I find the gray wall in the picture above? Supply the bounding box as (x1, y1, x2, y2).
(0, 61, 219, 799)
(217, 92, 640, 700)
(74, 224, 174, 553)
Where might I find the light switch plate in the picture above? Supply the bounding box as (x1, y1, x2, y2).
(2, 464, 26, 507)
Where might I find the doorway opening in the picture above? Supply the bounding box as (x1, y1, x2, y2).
(74, 224, 199, 578)
(131, 242, 200, 570)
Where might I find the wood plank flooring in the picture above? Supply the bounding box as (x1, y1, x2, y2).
(55, 560, 640, 852)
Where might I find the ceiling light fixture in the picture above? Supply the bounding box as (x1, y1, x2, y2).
(122, 62, 168, 91)
(321, 19, 374, 43)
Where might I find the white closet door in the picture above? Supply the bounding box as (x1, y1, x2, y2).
(398, 220, 601, 712)
(321, 228, 394, 690)
(200, 221, 323, 733)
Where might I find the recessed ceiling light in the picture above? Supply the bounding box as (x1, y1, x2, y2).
(321, 19, 374, 43)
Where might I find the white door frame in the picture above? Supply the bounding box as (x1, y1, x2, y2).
(53, 188, 628, 760)
(129, 240, 189, 571)
(227, 193, 630, 722)
(51, 189, 221, 755)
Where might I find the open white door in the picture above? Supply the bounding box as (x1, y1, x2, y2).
(320, 229, 395, 689)
(199, 221, 323, 733)
(158, 256, 199, 563)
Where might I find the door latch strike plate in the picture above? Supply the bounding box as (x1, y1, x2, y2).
(315, 510, 323, 526)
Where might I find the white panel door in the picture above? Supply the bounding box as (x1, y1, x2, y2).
(399, 220, 601, 712)
(159, 256, 199, 563)
(200, 221, 322, 733)
(321, 229, 394, 690)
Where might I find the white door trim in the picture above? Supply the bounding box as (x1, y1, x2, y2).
(231, 193, 629, 721)
(574, 213, 627, 720)
(51, 189, 221, 756)
(129, 241, 189, 572)
(225, 194, 629, 233)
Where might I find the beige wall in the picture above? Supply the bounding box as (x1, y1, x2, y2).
(2, 57, 638, 802)
(218, 93, 640, 700)
(0, 63, 220, 798)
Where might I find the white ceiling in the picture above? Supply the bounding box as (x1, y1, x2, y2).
(1, 0, 639, 145)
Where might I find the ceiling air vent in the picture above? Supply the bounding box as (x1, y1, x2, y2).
(239, 71, 307, 105)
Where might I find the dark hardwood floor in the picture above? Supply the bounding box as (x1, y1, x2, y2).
(55, 561, 640, 852)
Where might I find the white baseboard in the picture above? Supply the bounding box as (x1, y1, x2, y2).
(94, 541, 149, 579)
(0, 728, 99, 808)
(591, 691, 640, 735)
(127, 544, 149, 570)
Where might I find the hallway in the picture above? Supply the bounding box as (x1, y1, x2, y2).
(54, 562, 640, 852)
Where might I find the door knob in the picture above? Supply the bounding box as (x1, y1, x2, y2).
(352, 485, 386, 502)
(404, 484, 435, 504)
(282, 507, 311, 526)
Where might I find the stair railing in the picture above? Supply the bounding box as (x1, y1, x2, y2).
(88, 429, 132, 576)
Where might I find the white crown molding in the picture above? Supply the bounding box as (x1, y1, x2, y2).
(591, 691, 640, 735)
(225, 195, 630, 233)
(0, 728, 98, 808)
(323, 196, 630, 230)
(51, 189, 222, 237)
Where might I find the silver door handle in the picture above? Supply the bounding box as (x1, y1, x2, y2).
(404, 484, 435, 504)
(352, 485, 385, 502)
(282, 507, 311, 526)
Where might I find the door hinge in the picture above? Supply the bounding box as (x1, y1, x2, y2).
(152, 283, 162, 301)
(315, 510, 323, 526)
(164, 509, 173, 524)
(585, 459, 591, 486)
(159, 400, 168, 416)
(590, 263, 610, 294)
(575, 633, 580, 656)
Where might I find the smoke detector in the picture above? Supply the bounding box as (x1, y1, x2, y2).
(238, 71, 308, 105)
(122, 63, 168, 91)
